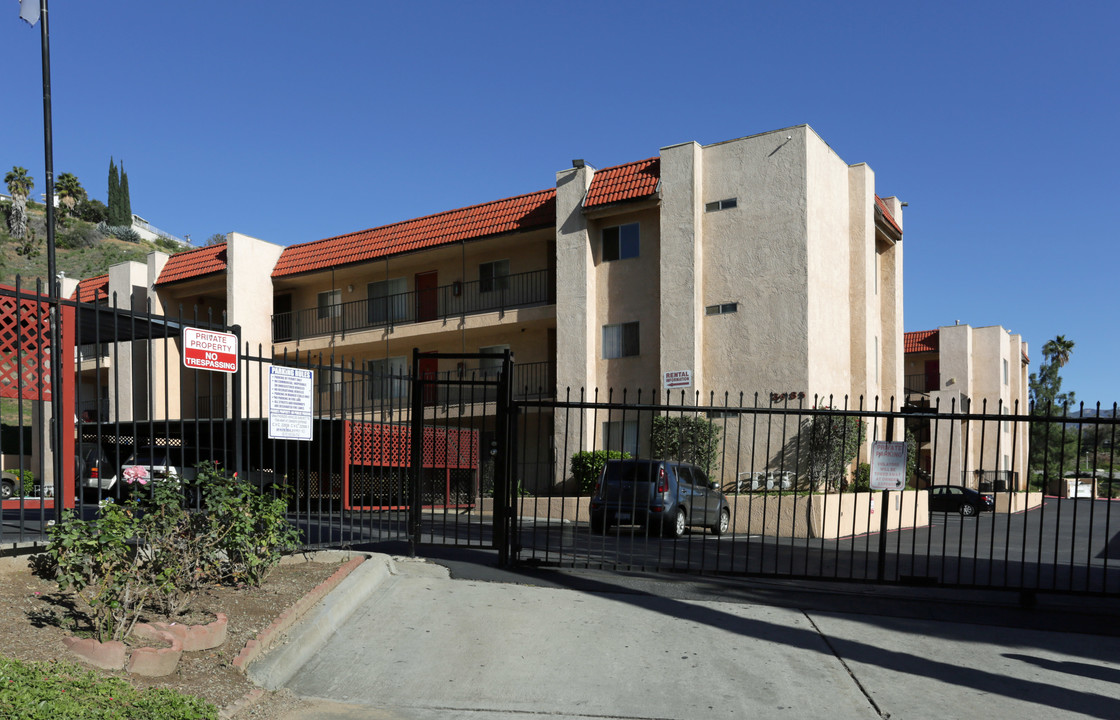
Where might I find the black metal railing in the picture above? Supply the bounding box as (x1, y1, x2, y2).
(315, 361, 555, 411)
(905, 372, 939, 395)
(966, 470, 1020, 491)
(272, 269, 552, 343)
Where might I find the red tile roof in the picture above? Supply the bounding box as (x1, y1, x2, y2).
(156, 244, 228, 285)
(73, 274, 109, 303)
(904, 329, 939, 354)
(875, 195, 902, 235)
(272, 189, 556, 278)
(584, 157, 660, 208)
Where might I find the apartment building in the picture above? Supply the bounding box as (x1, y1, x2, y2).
(71, 125, 905, 491)
(904, 324, 1031, 490)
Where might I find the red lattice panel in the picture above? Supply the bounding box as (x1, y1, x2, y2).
(0, 292, 56, 400)
(346, 421, 478, 470)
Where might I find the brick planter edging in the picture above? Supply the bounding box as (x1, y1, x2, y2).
(231, 554, 366, 673)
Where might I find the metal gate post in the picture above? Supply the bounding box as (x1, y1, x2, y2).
(494, 349, 515, 566)
(231, 324, 244, 479)
(408, 348, 425, 557)
(876, 413, 894, 581)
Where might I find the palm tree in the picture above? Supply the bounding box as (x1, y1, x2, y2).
(5, 166, 33, 198)
(54, 172, 87, 216)
(4, 166, 34, 239)
(1043, 335, 1074, 367)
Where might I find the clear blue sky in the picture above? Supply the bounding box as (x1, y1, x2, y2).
(4, 1, 1117, 405)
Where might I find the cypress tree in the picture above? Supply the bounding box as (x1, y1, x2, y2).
(107, 157, 121, 225)
(120, 161, 132, 226)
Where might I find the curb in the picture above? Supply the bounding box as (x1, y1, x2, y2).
(220, 551, 386, 718)
(231, 554, 368, 672)
(240, 552, 395, 689)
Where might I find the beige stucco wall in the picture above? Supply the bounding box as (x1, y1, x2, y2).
(697, 129, 810, 401)
(924, 324, 1030, 489)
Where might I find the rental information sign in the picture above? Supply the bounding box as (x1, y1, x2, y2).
(663, 370, 692, 390)
(268, 366, 314, 441)
(182, 327, 239, 373)
(870, 440, 908, 490)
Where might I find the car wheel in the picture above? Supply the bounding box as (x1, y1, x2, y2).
(711, 507, 730, 536)
(668, 507, 687, 538)
(960, 503, 977, 517)
(0, 479, 13, 500)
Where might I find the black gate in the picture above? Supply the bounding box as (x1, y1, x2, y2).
(506, 391, 1120, 597)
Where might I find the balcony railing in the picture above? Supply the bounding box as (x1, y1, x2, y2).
(314, 361, 555, 414)
(905, 372, 939, 395)
(963, 470, 1020, 491)
(273, 269, 552, 343)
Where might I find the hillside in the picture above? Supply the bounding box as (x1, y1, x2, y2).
(0, 202, 185, 291)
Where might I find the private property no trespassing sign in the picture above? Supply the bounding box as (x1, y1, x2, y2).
(182, 327, 239, 373)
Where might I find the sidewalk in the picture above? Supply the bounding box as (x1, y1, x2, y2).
(252, 554, 1120, 720)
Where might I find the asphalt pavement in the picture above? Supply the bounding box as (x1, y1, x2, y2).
(248, 548, 1120, 720)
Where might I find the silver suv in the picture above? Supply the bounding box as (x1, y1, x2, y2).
(589, 460, 730, 538)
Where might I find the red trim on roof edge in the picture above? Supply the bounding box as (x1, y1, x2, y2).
(272, 189, 556, 278)
(875, 195, 902, 235)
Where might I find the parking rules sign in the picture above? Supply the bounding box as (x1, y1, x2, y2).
(182, 327, 239, 373)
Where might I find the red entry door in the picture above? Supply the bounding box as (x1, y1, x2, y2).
(419, 356, 439, 406)
(415, 271, 438, 322)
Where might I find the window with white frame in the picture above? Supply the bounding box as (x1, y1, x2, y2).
(368, 356, 408, 399)
(479, 260, 510, 293)
(602, 420, 640, 456)
(602, 223, 639, 262)
(603, 322, 639, 359)
(317, 289, 341, 319)
(368, 278, 408, 324)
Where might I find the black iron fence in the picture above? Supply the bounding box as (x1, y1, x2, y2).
(3, 281, 1118, 598)
(272, 269, 552, 343)
(509, 390, 1120, 596)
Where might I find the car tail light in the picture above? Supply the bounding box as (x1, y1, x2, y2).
(982, 495, 993, 504)
(90, 468, 99, 479)
(656, 467, 669, 495)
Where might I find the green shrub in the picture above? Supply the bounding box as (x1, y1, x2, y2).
(8, 469, 35, 496)
(0, 656, 217, 719)
(650, 414, 722, 474)
(571, 450, 629, 495)
(848, 463, 871, 492)
(56, 223, 102, 249)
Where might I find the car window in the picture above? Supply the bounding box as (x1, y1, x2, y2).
(947, 487, 963, 495)
(674, 465, 695, 487)
(692, 466, 710, 488)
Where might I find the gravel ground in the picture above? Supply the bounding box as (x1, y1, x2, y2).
(0, 552, 347, 717)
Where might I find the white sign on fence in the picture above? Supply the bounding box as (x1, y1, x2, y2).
(268, 366, 314, 441)
(870, 440, 907, 490)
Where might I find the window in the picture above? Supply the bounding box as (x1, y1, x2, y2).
(368, 356, 408, 399)
(479, 260, 510, 293)
(1003, 359, 1009, 385)
(704, 198, 737, 212)
(705, 302, 738, 315)
(368, 278, 408, 324)
(602, 420, 640, 456)
(479, 344, 509, 377)
(317, 365, 342, 393)
(317, 290, 341, 320)
(602, 223, 639, 261)
(603, 322, 639, 359)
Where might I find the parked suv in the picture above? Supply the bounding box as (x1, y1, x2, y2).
(589, 460, 731, 538)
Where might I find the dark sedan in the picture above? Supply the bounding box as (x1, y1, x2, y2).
(928, 484, 994, 516)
